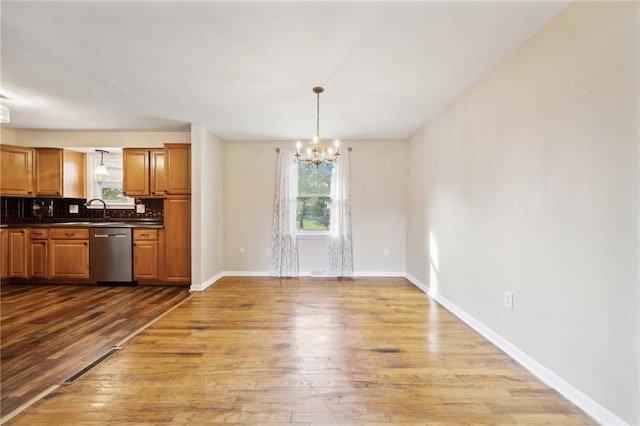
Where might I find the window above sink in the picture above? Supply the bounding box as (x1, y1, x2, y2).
(86, 150, 135, 210)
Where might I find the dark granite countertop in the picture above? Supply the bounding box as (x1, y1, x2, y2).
(1, 218, 163, 229)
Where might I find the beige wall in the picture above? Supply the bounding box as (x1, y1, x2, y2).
(8, 129, 189, 148)
(0, 128, 17, 145)
(191, 123, 224, 289)
(407, 2, 639, 424)
(223, 139, 407, 274)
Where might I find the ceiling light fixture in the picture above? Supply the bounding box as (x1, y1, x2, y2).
(295, 86, 340, 167)
(94, 149, 110, 176)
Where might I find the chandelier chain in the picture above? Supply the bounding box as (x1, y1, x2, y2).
(316, 90, 320, 138)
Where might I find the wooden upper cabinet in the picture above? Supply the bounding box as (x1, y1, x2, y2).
(150, 149, 165, 196)
(0, 145, 34, 196)
(32, 148, 85, 198)
(34, 148, 63, 196)
(63, 150, 86, 199)
(164, 144, 190, 195)
(123, 148, 150, 197)
(123, 148, 165, 197)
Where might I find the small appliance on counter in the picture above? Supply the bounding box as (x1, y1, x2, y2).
(32, 199, 54, 218)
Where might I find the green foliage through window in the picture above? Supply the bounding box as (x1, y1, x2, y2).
(297, 163, 332, 231)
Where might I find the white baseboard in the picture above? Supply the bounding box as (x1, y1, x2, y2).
(403, 273, 628, 426)
(222, 270, 269, 277)
(189, 271, 224, 292)
(353, 271, 406, 277)
(217, 271, 406, 279)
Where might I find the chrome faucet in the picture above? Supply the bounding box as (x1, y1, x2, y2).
(85, 198, 109, 220)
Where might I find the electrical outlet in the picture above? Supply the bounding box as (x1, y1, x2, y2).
(384, 248, 390, 256)
(504, 291, 513, 309)
(239, 248, 245, 254)
(136, 204, 145, 213)
(69, 204, 79, 214)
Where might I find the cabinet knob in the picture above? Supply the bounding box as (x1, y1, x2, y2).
(83, 242, 88, 246)
(56, 191, 60, 195)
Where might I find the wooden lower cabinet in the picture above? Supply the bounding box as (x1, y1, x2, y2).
(133, 228, 163, 282)
(1, 229, 9, 280)
(164, 196, 190, 284)
(49, 228, 89, 280)
(8, 228, 28, 278)
(28, 229, 49, 279)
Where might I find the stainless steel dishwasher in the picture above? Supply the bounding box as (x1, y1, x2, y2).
(89, 227, 134, 284)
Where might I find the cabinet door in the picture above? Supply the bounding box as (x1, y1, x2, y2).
(164, 144, 190, 195)
(134, 240, 158, 280)
(8, 229, 28, 278)
(63, 149, 86, 199)
(0, 145, 33, 196)
(123, 149, 150, 196)
(49, 240, 89, 279)
(1, 229, 8, 280)
(150, 149, 165, 196)
(164, 196, 190, 283)
(34, 148, 63, 196)
(29, 239, 48, 278)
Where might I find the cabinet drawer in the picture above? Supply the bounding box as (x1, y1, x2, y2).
(29, 229, 49, 239)
(49, 228, 90, 240)
(134, 229, 158, 241)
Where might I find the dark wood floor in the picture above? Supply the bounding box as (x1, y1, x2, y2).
(0, 283, 191, 422)
(6, 277, 594, 425)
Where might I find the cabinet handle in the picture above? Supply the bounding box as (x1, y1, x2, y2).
(65, 233, 74, 237)
(20, 230, 25, 234)
(40, 242, 46, 245)
(83, 242, 88, 246)
(140, 233, 149, 237)
(56, 191, 60, 195)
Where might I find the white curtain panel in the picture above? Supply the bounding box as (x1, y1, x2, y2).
(328, 150, 353, 276)
(269, 150, 299, 277)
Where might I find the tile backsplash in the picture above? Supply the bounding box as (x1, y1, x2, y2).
(1, 197, 164, 221)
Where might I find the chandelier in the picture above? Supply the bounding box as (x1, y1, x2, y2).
(295, 86, 340, 167)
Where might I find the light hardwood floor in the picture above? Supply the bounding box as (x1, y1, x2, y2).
(6, 277, 595, 425)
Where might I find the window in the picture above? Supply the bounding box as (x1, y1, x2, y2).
(296, 162, 332, 233)
(86, 152, 135, 209)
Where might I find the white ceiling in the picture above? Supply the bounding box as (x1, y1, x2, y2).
(1, 1, 569, 140)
